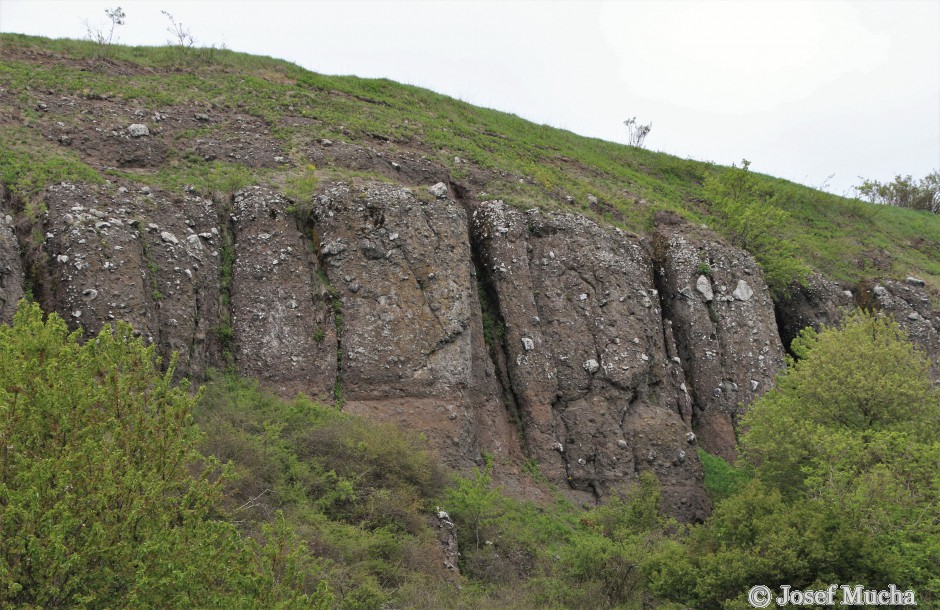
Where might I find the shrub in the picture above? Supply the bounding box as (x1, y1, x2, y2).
(704, 160, 810, 296)
(0, 302, 330, 607)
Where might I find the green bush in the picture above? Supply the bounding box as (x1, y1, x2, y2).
(194, 372, 451, 608)
(697, 448, 752, 503)
(704, 160, 810, 296)
(0, 302, 330, 608)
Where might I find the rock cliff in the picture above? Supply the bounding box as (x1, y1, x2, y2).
(3, 175, 937, 521)
(2, 41, 940, 526)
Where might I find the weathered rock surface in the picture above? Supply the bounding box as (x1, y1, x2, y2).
(39, 183, 222, 379)
(42, 183, 159, 345)
(139, 192, 222, 378)
(653, 221, 785, 461)
(19, 177, 937, 522)
(774, 273, 853, 352)
(311, 183, 484, 467)
(0, 211, 24, 323)
(230, 187, 336, 397)
(472, 202, 706, 519)
(865, 280, 940, 378)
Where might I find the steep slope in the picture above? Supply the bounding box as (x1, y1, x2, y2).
(1, 35, 938, 519)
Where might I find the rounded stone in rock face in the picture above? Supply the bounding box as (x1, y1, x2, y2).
(732, 279, 753, 301)
(696, 275, 714, 301)
(127, 123, 150, 138)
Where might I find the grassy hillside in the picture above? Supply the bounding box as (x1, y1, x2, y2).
(1, 32, 939, 293)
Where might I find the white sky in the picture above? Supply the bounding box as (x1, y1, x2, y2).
(1, 0, 938, 196)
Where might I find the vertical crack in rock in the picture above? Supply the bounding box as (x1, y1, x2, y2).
(217, 193, 237, 367)
(137, 191, 222, 381)
(471, 202, 708, 520)
(470, 229, 529, 446)
(303, 212, 343, 404)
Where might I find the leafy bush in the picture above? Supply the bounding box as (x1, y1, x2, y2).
(697, 448, 752, 503)
(650, 310, 940, 607)
(704, 160, 811, 296)
(0, 302, 329, 608)
(194, 373, 451, 608)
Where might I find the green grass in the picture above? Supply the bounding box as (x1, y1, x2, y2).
(2, 32, 939, 294)
(697, 448, 752, 502)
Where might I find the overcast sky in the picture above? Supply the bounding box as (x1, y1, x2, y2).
(1, 0, 938, 196)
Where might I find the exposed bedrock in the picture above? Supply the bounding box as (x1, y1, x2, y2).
(230, 187, 336, 398)
(863, 279, 940, 378)
(40, 183, 221, 379)
(652, 219, 785, 462)
(774, 273, 854, 353)
(0, 206, 24, 324)
(310, 182, 516, 468)
(471, 201, 707, 520)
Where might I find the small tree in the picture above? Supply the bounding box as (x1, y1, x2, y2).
(83, 6, 125, 58)
(855, 170, 940, 214)
(162, 10, 195, 51)
(703, 160, 810, 296)
(623, 116, 652, 148)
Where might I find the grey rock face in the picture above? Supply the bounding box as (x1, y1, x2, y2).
(653, 222, 785, 462)
(231, 187, 336, 398)
(472, 201, 706, 520)
(0, 211, 24, 323)
(866, 280, 939, 378)
(312, 183, 482, 467)
(40, 183, 220, 379)
(774, 273, 853, 352)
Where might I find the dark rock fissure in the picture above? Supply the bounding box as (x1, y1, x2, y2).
(136, 229, 166, 359)
(216, 193, 237, 366)
(467, 217, 527, 445)
(304, 218, 344, 404)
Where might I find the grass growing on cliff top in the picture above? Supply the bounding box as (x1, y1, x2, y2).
(2, 33, 940, 292)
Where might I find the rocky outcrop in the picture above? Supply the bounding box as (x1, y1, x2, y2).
(774, 273, 853, 352)
(472, 202, 706, 519)
(864, 279, 940, 378)
(25, 177, 938, 522)
(311, 183, 487, 467)
(230, 187, 336, 398)
(653, 220, 785, 461)
(0, 211, 24, 323)
(40, 183, 222, 379)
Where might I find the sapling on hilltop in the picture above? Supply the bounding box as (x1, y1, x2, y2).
(82, 6, 125, 58)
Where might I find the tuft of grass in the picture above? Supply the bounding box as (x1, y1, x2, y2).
(696, 447, 752, 503)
